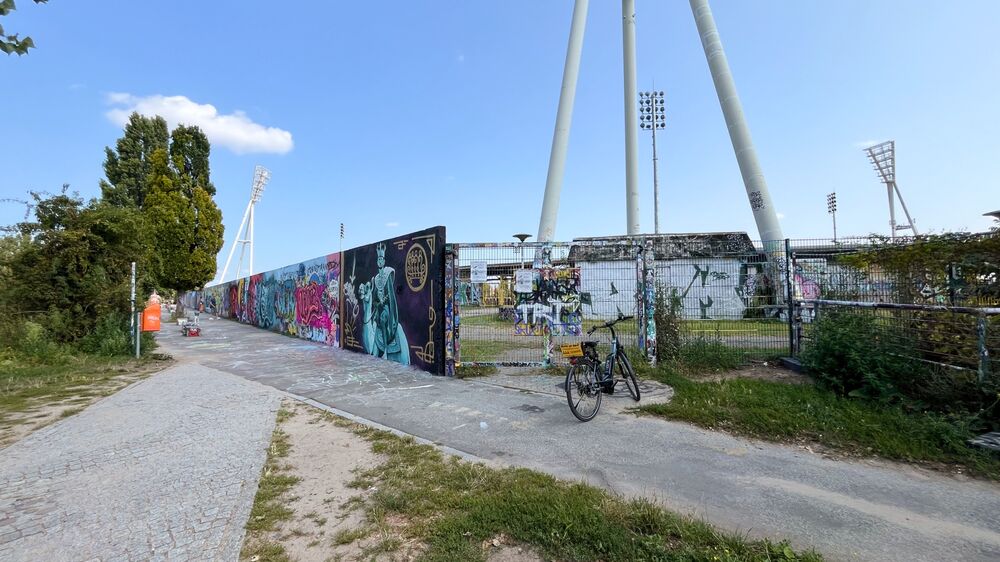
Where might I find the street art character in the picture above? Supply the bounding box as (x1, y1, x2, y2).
(358, 243, 410, 364)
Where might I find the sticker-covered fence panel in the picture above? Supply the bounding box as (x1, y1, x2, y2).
(341, 226, 445, 374)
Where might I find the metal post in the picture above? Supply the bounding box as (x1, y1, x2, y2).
(248, 204, 254, 275)
(130, 261, 136, 349)
(689, 0, 783, 243)
(887, 183, 897, 239)
(785, 239, 794, 356)
(651, 107, 661, 234)
(622, 0, 641, 235)
(536, 0, 589, 243)
(832, 206, 837, 242)
(977, 313, 991, 385)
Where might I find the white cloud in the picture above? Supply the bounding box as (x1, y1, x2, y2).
(776, 212, 785, 220)
(456, 53, 465, 63)
(69, 83, 86, 91)
(105, 93, 294, 155)
(385, 222, 400, 228)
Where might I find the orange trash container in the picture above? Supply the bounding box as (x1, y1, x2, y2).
(142, 303, 161, 332)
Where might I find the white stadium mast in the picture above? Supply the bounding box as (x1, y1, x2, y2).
(217, 165, 271, 283)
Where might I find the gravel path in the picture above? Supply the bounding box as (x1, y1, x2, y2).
(0, 363, 280, 562)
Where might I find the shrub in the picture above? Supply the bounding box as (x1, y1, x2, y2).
(800, 310, 919, 402)
(653, 285, 681, 362)
(79, 312, 132, 356)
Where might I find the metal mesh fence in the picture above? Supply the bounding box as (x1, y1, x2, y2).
(451, 241, 642, 366)
(449, 233, 999, 371)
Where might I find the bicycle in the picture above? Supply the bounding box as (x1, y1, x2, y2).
(562, 314, 640, 422)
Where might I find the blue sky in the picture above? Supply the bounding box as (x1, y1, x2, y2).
(2, 1, 998, 276)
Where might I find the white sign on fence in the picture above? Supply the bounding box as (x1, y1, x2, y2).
(514, 269, 535, 293)
(470, 260, 488, 283)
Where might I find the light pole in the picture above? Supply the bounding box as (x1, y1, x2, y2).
(864, 141, 918, 238)
(827, 192, 837, 242)
(639, 90, 665, 234)
(513, 233, 531, 270)
(218, 165, 271, 282)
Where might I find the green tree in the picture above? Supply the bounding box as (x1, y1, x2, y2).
(0, 0, 47, 56)
(100, 113, 170, 208)
(0, 190, 148, 342)
(102, 115, 225, 291)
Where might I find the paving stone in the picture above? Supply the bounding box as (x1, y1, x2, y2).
(0, 364, 280, 561)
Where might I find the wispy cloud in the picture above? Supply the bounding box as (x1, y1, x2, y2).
(385, 221, 399, 228)
(776, 212, 785, 220)
(456, 52, 465, 63)
(105, 93, 294, 155)
(69, 83, 86, 91)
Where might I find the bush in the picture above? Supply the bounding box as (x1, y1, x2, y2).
(653, 285, 681, 362)
(800, 310, 920, 401)
(79, 312, 132, 356)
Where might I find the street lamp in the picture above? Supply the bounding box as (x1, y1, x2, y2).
(513, 233, 531, 270)
(827, 192, 837, 242)
(639, 90, 665, 234)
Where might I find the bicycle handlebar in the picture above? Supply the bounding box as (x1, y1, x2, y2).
(586, 314, 635, 335)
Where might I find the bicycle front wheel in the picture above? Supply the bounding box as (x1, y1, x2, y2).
(616, 352, 640, 402)
(566, 362, 602, 422)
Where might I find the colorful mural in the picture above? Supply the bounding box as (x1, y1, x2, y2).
(342, 226, 445, 374)
(513, 268, 583, 337)
(194, 254, 342, 348)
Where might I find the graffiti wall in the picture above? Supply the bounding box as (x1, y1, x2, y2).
(341, 226, 445, 374)
(193, 254, 343, 347)
(513, 268, 583, 336)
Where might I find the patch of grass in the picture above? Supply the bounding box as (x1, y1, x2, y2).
(339, 420, 820, 561)
(454, 365, 498, 379)
(241, 407, 301, 562)
(458, 339, 538, 363)
(332, 526, 370, 545)
(0, 350, 168, 426)
(59, 407, 84, 419)
(639, 367, 1000, 479)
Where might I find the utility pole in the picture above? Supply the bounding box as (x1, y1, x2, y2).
(622, 0, 641, 235)
(639, 90, 666, 234)
(536, 0, 589, 243)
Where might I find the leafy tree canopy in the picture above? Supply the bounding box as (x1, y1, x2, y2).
(0, 0, 47, 56)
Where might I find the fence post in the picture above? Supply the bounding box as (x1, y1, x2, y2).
(541, 243, 553, 368)
(785, 239, 794, 357)
(643, 238, 657, 365)
(444, 244, 458, 376)
(978, 312, 991, 385)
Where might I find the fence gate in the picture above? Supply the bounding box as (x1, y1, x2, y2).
(444, 241, 654, 374)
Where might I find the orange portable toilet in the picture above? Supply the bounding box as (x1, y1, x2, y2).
(142, 302, 161, 332)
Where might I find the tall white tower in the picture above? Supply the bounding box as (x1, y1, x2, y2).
(217, 165, 271, 283)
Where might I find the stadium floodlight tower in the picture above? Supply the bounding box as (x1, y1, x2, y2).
(217, 165, 271, 283)
(864, 140, 918, 238)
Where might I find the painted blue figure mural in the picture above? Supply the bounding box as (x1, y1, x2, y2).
(358, 243, 410, 364)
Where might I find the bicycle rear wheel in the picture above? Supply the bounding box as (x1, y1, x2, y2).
(616, 352, 640, 402)
(566, 362, 602, 422)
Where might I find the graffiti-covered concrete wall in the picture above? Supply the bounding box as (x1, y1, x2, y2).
(341, 226, 445, 374)
(182, 226, 446, 375)
(194, 253, 343, 347)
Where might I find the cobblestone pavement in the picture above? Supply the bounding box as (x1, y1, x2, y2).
(0, 363, 281, 562)
(158, 317, 1000, 562)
